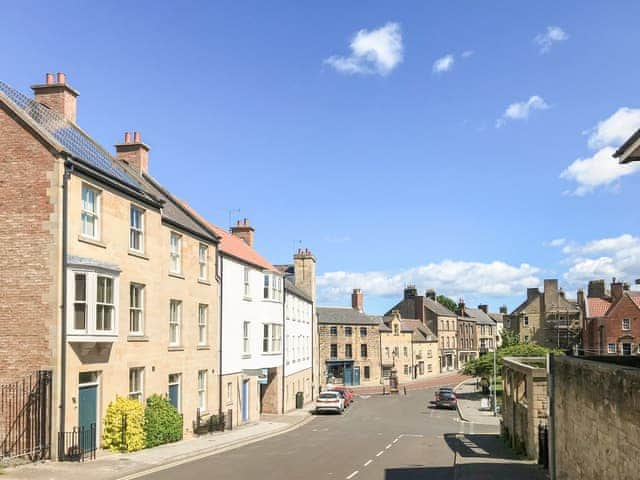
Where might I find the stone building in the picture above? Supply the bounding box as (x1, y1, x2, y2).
(460, 303, 497, 355)
(508, 279, 581, 350)
(0, 74, 221, 453)
(318, 290, 382, 387)
(386, 287, 457, 372)
(580, 279, 640, 356)
(502, 357, 549, 460)
(380, 311, 438, 382)
(489, 305, 508, 347)
(457, 312, 477, 367)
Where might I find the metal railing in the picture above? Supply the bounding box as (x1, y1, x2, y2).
(58, 424, 96, 462)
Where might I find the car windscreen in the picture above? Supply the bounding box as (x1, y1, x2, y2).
(319, 393, 338, 399)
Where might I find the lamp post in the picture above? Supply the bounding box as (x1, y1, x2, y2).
(493, 335, 497, 416)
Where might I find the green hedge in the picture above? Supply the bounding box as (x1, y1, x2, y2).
(144, 394, 183, 448)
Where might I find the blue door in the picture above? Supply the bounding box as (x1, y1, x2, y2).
(353, 367, 360, 386)
(344, 365, 353, 385)
(242, 380, 249, 422)
(169, 384, 179, 409)
(78, 385, 97, 446)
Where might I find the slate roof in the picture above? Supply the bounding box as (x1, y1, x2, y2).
(488, 313, 505, 323)
(317, 307, 383, 325)
(424, 297, 457, 317)
(284, 279, 312, 303)
(0, 79, 217, 243)
(464, 307, 496, 326)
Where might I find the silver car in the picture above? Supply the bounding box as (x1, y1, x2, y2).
(315, 391, 345, 414)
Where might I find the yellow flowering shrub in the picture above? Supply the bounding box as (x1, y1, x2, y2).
(102, 396, 145, 452)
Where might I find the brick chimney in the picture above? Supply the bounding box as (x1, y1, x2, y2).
(231, 218, 255, 247)
(587, 280, 606, 299)
(458, 297, 466, 316)
(611, 278, 624, 303)
(478, 304, 489, 314)
(115, 131, 150, 174)
(293, 248, 316, 303)
(351, 288, 363, 312)
(404, 285, 417, 299)
(32, 72, 79, 123)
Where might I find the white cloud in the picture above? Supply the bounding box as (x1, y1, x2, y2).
(496, 95, 549, 127)
(561, 234, 640, 286)
(461, 50, 474, 58)
(545, 238, 567, 247)
(560, 146, 640, 195)
(317, 259, 540, 304)
(325, 22, 403, 76)
(433, 54, 455, 73)
(586, 107, 640, 149)
(534, 26, 568, 53)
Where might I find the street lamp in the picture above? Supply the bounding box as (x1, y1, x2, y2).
(493, 334, 497, 416)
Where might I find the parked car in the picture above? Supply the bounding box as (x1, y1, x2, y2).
(330, 386, 354, 407)
(434, 387, 454, 402)
(435, 391, 457, 409)
(315, 391, 344, 414)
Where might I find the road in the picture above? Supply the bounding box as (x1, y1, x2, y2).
(136, 384, 544, 480)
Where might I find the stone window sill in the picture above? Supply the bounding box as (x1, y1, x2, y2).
(168, 346, 184, 352)
(169, 272, 185, 280)
(197, 345, 211, 350)
(198, 279, 212, 286)
(78, 235, 106, 249)
(128, 250, 149, 260)
(243, 296, 253, 302)
(127, 335, 149, 342)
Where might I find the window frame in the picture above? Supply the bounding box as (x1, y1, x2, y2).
(129, 283, 144, 336)
(169, 232, 182, 275)
(129, 367, 144, 403)
(330, 326, 338, 336)
(243, 267, 251, 298)
(622, 318, 631, 331)
(129, 205, 145, 253)
(330, 343, 338, 358)
(607, 343, 616, 354)
(243, 321, 251, 355)
(360, 343, 368, 358)
(198, 244, 208, 281)
(345, 343, 352, 358)
(345, 327, 352, 337)
(169, 300, 182, 346)
(80, 184, 100, 240)
(198, 304, 208, 346)
(67, 268, 119, 337)
(197, 370, 208, 413)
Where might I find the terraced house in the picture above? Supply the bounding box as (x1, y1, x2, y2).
(0, 74, 221, 458)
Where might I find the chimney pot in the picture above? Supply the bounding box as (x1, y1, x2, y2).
(57, 72, 66, 84)
(124, 132, 131, 144)
(133, 131, 141, 143)
(32, 72, 79, 122)
(115, 131, 150, 174)
(46, 73, 54, 85)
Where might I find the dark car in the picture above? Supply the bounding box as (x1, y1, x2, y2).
(435, 391, 457, 409)
(331, 386, 354, 407)
(434, 387, 454, 402)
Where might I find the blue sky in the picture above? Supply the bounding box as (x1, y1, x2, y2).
(4, 1, 640, 314)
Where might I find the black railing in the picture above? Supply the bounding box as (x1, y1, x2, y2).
(193, 409, 227, 435)
(0, 370, 52, 462)
(538, 423, 549, 469)
(58, 424, 96, 462)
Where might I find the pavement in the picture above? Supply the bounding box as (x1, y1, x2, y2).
(454, 378, 501, 426)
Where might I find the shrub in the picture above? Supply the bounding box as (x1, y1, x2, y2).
(102, 396, 145, 452)
(144, 394, 183, 448)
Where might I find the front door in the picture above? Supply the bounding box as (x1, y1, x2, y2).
(352, 367, 360, 386)
(242, 380, 249, 422)
(623, 343, 632, 355)
(78, 372, 98, 450)
(344, 364, 353, 385)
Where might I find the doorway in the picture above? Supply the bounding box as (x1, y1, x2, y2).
(168, 374, 181, 411)
(242, 380, 249, 422)
(78, 371, 99, 450)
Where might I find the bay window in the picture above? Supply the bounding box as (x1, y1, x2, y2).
(67, 268, 119, 339)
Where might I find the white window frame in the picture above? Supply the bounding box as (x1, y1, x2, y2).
(129, 206, 144, 253)
(243, 321, 250, 355)
(608, 343, 616, 354)
(243, 267, 251, 298)
(198, 304, 208, 346)
(262, 323, 282, 353)
(226, 382, 232, 403)
(622, 318, 631, 331)
(197, 370, 207, 413)
(169, 232, 182, 274)
(81, 184, 100, 240)
(169, 300, 182, 346)
(129, 283, 144, 336)
(129, 367, 144, 403)
(168, 373, 181, 412)
(198, 244, 208, 281)
(263, 274, 270, 299)
(67, 268, 119, 338)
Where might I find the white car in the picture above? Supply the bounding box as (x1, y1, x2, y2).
(315, 391, 344, 414)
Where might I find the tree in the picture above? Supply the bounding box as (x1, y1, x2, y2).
(462, 342, 563, 379)
(436, 294, 458, 313)
(500, 328, 520, 348)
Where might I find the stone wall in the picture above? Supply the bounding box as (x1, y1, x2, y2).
(502, 357, 548, 460)
(551, 356, 640, 480)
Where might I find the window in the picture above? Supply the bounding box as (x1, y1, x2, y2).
(263, 274, 282, 301)
(81, 184, 100, 239)
(523, 316, 529, 327)
(129, 283, 144, 335)
(263, 275, 270, 299)
(198, 304, 208, 345)
(345, 327, 352, 336)
(129, 206, 144, 252)
(74, 273, 87, 330)
(361, 344, 368, 358)
(403, 365, 409, 375)
(608, 343, 616, 354)
(197, 370, 207, 412)
(169, 233, 182, 274)
(428, 364, 432, 372)
(622, 318, 631, 331)
(330, 326, 338, 336)
(227, 382, 232, 402)
(96, 276, 114, 331)
(262, 324, 282, 353)
(169, 300, 181, 346)
(198, 244, 208, 280)
(243, 321, 250, 354)
(168, 374, 180, 411)
(243, 267, 250, 297)
(622, 343, 632, 356)
(129, 367, 144, 402)
(404, 346, 408, 358)
(360, 327, 367, 337)
(385, 347, 390, 358)
(427, 350, 432, 358)
(345, 344, 352, 358)
(393, 324, 399, 335)
(364, 366, 370, 379)
(330, 344, 338, 358)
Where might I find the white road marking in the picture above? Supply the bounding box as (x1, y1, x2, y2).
(399, 434, 424, 438)
(385, 443, 392, 449)
(346, 470, 359, 479)
(376, 450, 384, 457)
(364, 460, 373, 467)
(392, 438, 399, 444)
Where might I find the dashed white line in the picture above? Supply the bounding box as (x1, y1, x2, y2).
(392, 438, 399, 444)
(376, 450, 384, 457)
(385, 443, 392, 449)
(364, 460, 373, 467)
(346, 470, 359, 479)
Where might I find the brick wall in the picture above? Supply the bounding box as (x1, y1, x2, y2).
(0, 105, 60, 387)
(551, 356, 640, 479)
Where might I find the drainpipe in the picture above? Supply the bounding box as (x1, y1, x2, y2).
(281, 288, 286, 414)
(548, 353, 556, 480)
(216, 254, 223, 420)
(59, 159, 72, 458)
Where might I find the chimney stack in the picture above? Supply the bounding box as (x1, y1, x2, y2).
(576, 289, 585, 309)
(611, 279, 624, 303)
(478, 304, 489, 314)
(404, 285, 417, 299)
(351, 288, 363, 312)
(425, 289, 436, 301)
(293, 247, 316, 303)
(499, 305, 508, 314)
(230, 218, 255, 247)
(527, 287, 539, 301)
(587, 280, 606, 299)
(32, 72, 79, 123)
(115, 131, 150, 175)
(458, 297, 466, 316)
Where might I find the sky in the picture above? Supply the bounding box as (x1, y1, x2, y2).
(3, 1, 640, 314)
